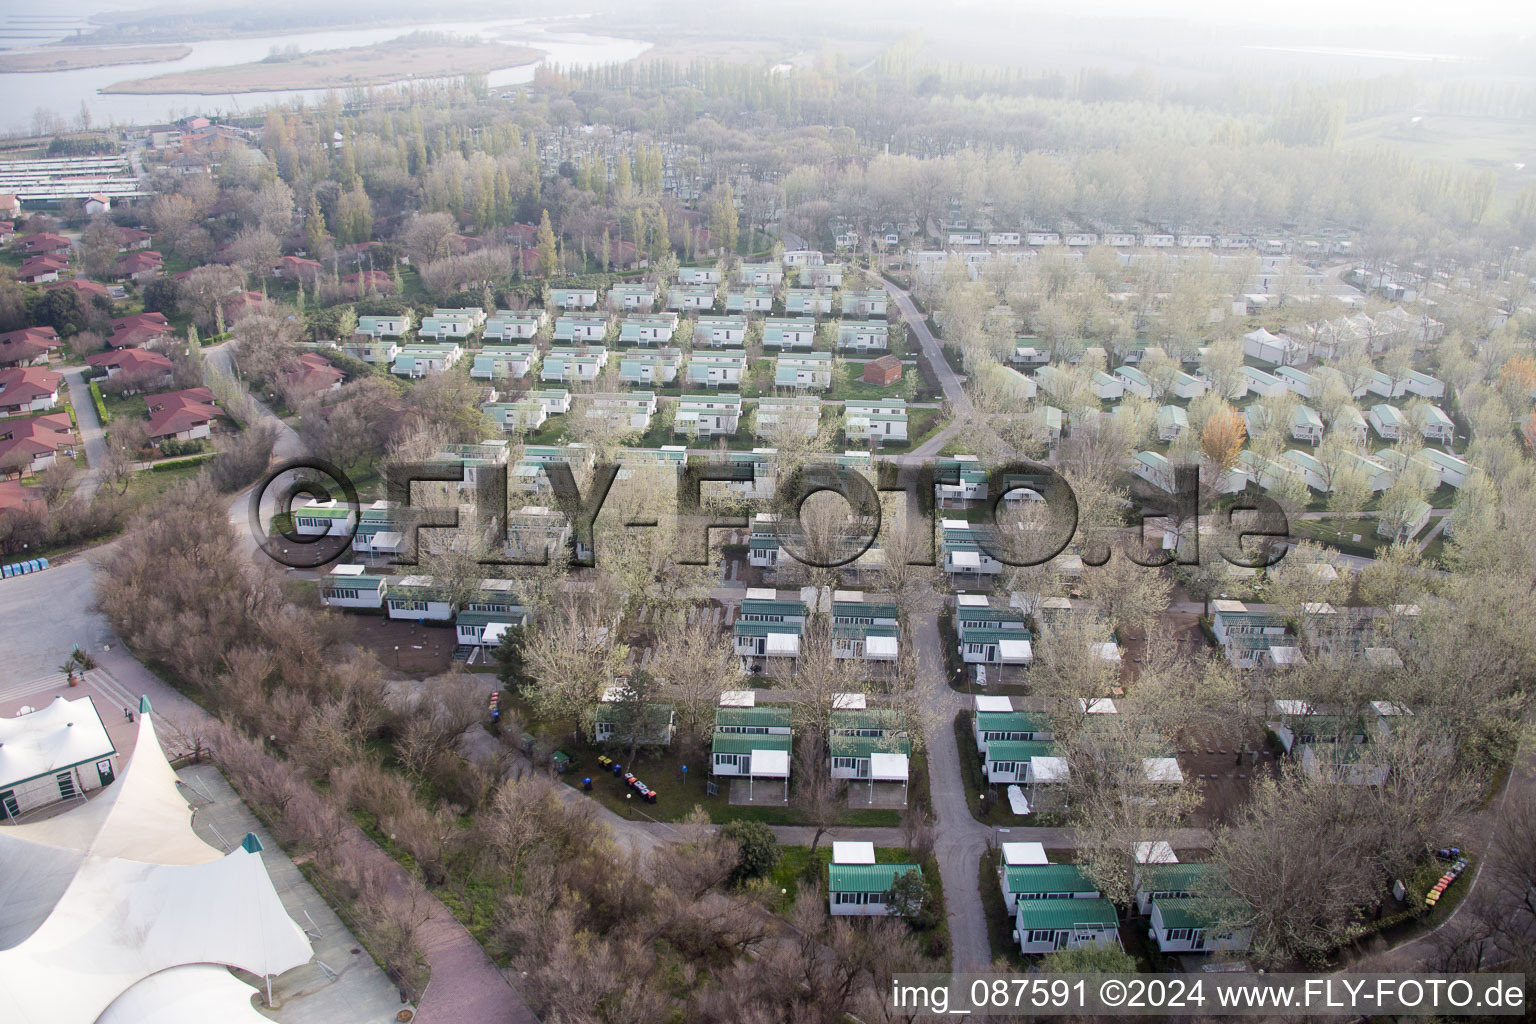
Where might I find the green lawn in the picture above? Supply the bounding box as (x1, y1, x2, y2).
(768, 843, 913, 910)
(978, 848, 1027, 968)
(122, 459, 208, 503)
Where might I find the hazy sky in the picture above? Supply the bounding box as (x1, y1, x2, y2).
(944, 0, 1536, 40)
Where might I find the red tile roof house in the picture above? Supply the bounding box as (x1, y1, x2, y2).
(46, 278, 113, 303)
(0, 479, 43, 516)
(282, 352, 345, 396)
(0, 366, 63, 414)
(339, 270, 395, 295)
(0, 412, 74, 474)
(273, 255, 323, 281)
(18, 255, 69, 284)
(113, 226, 153, 251)
(144, 386, 219, 444)
(221, 290, 268, 323)
(85, 347, 174, 392)
(18, 233, 71, 255)
(109, 313, 172, 350)
(0, 327, 61, 368)
(112, 250, 165, 282)
(506, 223, 539, 247)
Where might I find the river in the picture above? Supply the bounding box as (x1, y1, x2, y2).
(0, 7, 650, 134)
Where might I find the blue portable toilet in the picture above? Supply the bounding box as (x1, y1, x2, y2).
(36, 558, 47, 571)
(2, 564, 13, 578)
(24, 559, 39, 573)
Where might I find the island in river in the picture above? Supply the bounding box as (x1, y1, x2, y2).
(0, 46, 193, 73)
(101, 35, 543, 95)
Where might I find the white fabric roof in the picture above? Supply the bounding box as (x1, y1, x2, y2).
(743, 587, 777, 600)
(831, 693, 866, 710)
(869, 752, 909, 782)
(750, 749, 789, 777)
(955, 594, 989, 607)
(1143, 758, 1184, 784)
(1078, 697, 1117, 714)
(719, 690, 755, 707)
(1001, 841, 1047, 866)
(998, 639, 1033, 663)
(950, 550, 981, 568)
(1134, 841, 1178, 865)
(974, 695, 1013, 713)
(0, 710, 313, 1024)
(97, 965, 271, 1024)
(864, 635, 899, 659)
(482, 622, 512, 646)
(1029, 756, 1069, 783)
(1091, 642, 1122, 662)
(1006, 786, 1031, 815)
(832, 841, 875, 865)
(765, 633, 801, 656)
(0, 696, 115, 790)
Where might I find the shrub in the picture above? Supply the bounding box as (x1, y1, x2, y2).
(720, 820, 780, 886)
(89, 380, 108, 423)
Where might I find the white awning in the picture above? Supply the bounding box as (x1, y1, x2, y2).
(765, 633, 801, 656)
(369, 530, 404, 551)
(1006, 785, 1031, 815)
(955, 594, 989, 607)
(864, 635, 899, 659)
(950, 550, 981, 568)
(831, 693, 866, 710)
(1134, 841, 1178, 865)
(973, 695, 1013, 714)
(750, 749, 789, 778)
(481, 622, 513, 646)
(1143, 757, 1184, 784)
(1090, 642, 1122, 662)
(1077, 697, 1117, 714)
(832, 841, 875, 865)
(1029, 756, 1069, 783)
(869, 752, 909, 782)
(998, 638, 1033, 663)
(719, 690, 755, 708)
(1000, 841, 1047, 866)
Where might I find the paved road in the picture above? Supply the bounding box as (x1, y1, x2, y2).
(60, 365, 107, 500)
(882, 278, 970, 459)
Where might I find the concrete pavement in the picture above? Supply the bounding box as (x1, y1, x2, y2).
(60, 365, 108, 500)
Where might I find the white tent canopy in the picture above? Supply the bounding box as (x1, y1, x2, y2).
(719, 690, 755, 707)
(864, 635, 899, 660)
(0, 703, 313, 1024)
(974, 695, 1012, 713)
(97, 965, 271, 1024)
(0, 696, 115, 792)
(832, 693, 866, 710)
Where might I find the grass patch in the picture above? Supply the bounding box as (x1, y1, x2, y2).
(123, 459, 207, 503)
(978, 848, 1027, 968)
(549, 730, 904, 827)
